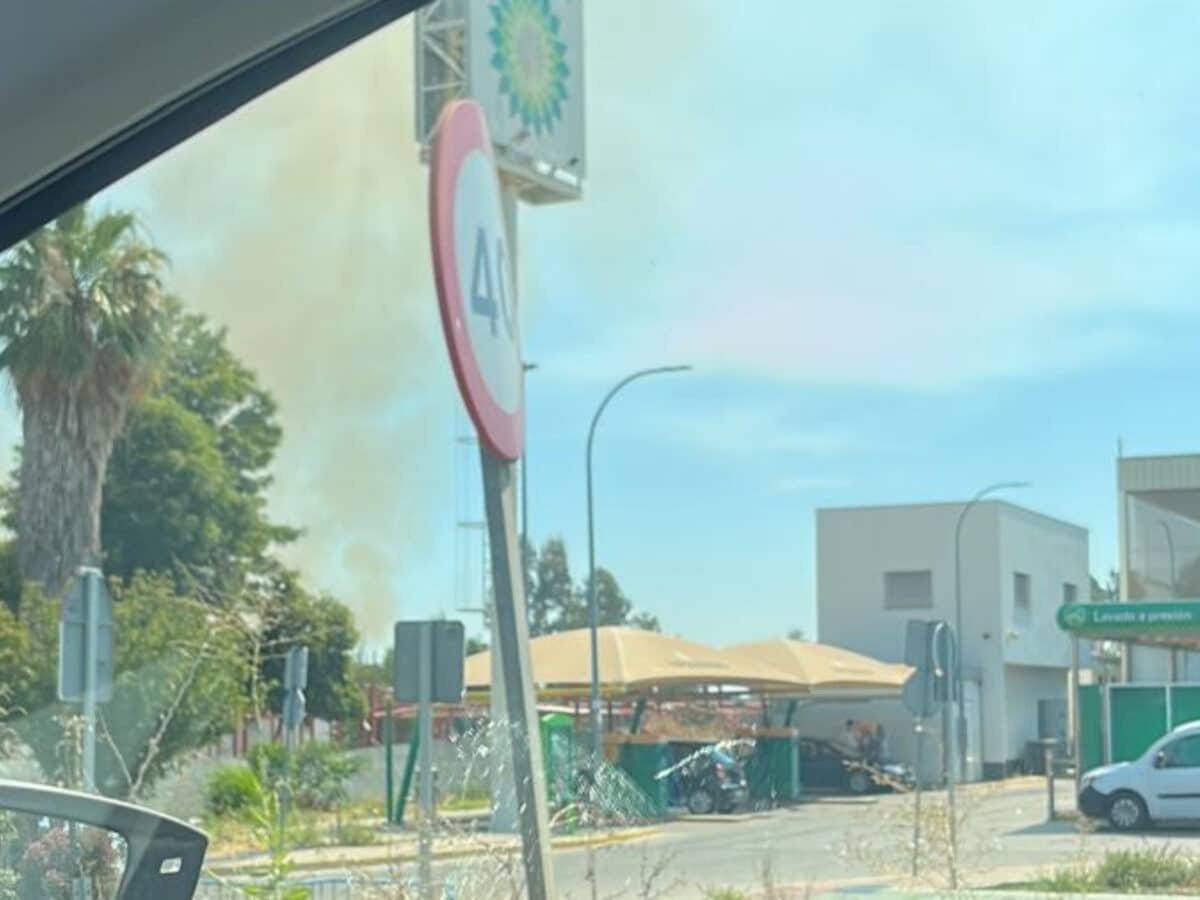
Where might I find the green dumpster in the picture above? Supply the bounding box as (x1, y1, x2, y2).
(613, 735, 671, 817)
(741, 729, 800, 805)
(541, 713, 576, 814)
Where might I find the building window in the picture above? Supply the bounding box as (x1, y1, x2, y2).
(1062, 582, 1078, 605)
(1014, 572, 1032, 623)
(884, 570, 933, 610)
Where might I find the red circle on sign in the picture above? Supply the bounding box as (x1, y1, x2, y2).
(430, 100, 524, 460)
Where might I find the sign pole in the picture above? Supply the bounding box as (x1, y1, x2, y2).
(911, 718, 923, 877)
(488, 182, 520, 835)
(418, 622, 435, 900)
(481, 448, 556, 900)
(82, 567, 100, 793)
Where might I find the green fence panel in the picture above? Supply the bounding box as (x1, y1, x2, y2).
(1078, 684, 1103, 773)
(616, 742, 670, 816)
(1170, 686, 1200, 729)
(1111, 686, 1168, 762)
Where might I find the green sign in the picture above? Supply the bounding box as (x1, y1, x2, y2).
(1057, 601, 1200, 635)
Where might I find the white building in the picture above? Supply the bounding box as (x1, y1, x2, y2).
(814, 501, 1088, 780)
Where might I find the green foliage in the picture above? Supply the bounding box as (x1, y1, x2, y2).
(248, 741, 361, 811)
(0, 206, 166, 390)
(206, 765, 265, 817)
(0, 541, 20, 616)
(0, 605, 34, 721)
(8, 575, 247, 798)
(525, 536, 659, 635)
(530, 537, 575, 635)
(1027, 847, 1200, 893)
(101, 301, 297, 591)
(0, 205, 169, 595)
(258, 573, 363, 725)
(229, 787, 312, 900)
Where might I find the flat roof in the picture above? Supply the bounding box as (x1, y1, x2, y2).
(816, 499, 1087, 536)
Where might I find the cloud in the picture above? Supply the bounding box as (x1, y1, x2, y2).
(619, 403, 865, 459)
(529, 0, 1200, 393)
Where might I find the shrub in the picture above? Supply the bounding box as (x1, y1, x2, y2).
(205, 764, 264, 817)
(246, 740, 361, 811)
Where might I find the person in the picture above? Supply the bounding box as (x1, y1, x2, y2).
(838, 719, 858, 754)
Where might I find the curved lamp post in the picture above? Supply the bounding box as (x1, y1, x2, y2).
(585, 365, 691, 757)
(954, 480, 1031, 776)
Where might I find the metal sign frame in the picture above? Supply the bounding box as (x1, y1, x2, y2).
(414, 0, 584, 204)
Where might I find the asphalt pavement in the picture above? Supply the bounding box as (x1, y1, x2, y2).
(204, 779, 1200, 898)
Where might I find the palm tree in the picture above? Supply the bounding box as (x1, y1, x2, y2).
(0, 205, 167, 595)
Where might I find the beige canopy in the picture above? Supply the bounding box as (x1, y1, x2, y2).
(464, 626, 806, 697)
(726, 639, 913, 696)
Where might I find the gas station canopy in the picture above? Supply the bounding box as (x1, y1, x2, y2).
(465, 627, 910, 699)
(726, 639, 913, 698)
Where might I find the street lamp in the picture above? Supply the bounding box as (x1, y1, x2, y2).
(585, 365, 691, 758)
(954, 480, 1031, 777)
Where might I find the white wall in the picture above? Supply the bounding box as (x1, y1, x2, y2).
(816, 503, 1004, 670)
(996, 505, 1087, 669)
(1002, 665, 1068, 764)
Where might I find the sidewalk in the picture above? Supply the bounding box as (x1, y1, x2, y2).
(206, 824, 659, 876)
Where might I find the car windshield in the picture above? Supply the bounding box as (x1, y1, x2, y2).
(4, 2, 1200, 898)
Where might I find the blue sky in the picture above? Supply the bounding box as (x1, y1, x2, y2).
(22, 1, 1200, 649)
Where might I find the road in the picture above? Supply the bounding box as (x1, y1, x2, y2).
(205, 780, 1200, 898)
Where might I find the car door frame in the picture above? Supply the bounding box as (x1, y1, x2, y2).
(0, 779, 208, 900)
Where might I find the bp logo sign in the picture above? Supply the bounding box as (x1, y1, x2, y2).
(488, 0, 570, 136)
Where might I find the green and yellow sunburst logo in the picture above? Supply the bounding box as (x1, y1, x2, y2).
(488, 0, 570, 136)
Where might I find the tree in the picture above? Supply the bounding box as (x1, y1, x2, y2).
(530, 537, 577, 635)
(6, 575, 247, 799)
(466, 635, 489, 654)
(256, 568, 363, 725)
(787, 628, 806, 641)
(0, 205, 168, 595)
(101, 302, 296, 591)
(587, 567, 632, 627)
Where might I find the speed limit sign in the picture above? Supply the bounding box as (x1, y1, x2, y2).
(429, 99, 524, 460)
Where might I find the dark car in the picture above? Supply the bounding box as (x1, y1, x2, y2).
(798, 738, 913, 794)
(659, 744, 749, 815)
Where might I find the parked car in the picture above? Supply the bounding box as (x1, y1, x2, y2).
(798, 737, 914, 794)
(659, 744, 749, 815)
(1078, 720, 1200, 830)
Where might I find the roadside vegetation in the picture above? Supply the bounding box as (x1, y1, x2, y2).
(1017, 846, 1200, 895)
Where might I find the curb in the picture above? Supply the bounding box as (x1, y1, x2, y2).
(206, 826, 659, 877)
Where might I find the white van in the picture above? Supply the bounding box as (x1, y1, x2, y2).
(1078, 720, 1200, 830)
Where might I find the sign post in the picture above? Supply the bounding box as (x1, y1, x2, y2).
(395, 620, 465, 900)
(58, 567, 113, 793)
(280, 645, 308, 849)
(428, 99, 556, 900)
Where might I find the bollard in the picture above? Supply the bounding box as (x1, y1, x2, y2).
(1043, 740, 1056, 822)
